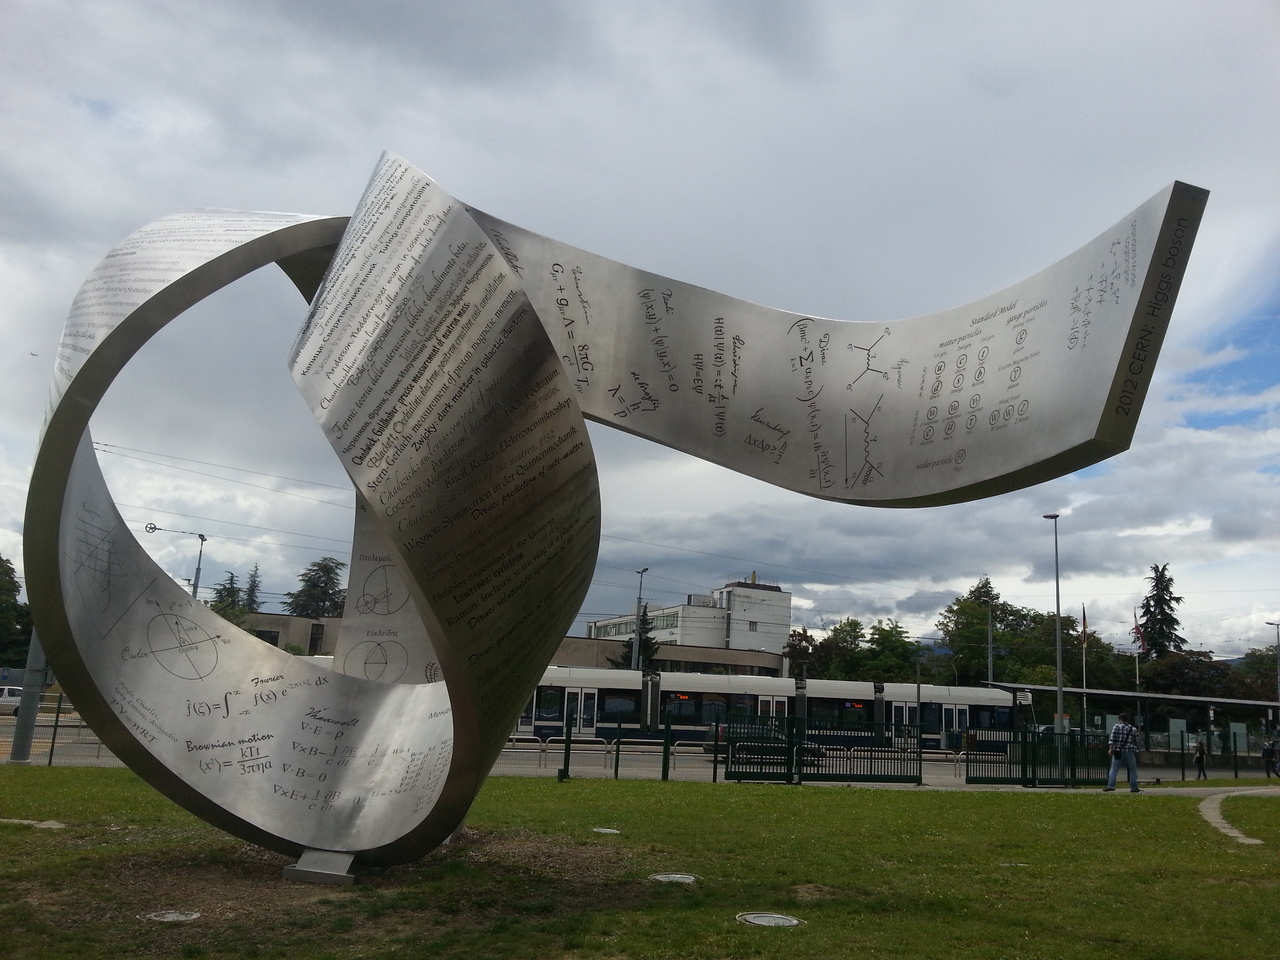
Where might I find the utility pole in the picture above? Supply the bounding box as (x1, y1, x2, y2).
(1043, 513, 1065, 732)
(631, 568, 648, 671)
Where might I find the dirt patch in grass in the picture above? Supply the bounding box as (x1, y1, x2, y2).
(7, 826, 652, 959)
(791, 883, 837, 902)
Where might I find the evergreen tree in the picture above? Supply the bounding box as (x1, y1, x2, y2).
(243, 563, 262, 613)
(210, 571, 248, 625)
(0, 553, 31, 669)
(607, 603, 659, 670)
(283, 557, 347, 619)
(1137, 563, 1185, 659)
(211, 571, 241, 610)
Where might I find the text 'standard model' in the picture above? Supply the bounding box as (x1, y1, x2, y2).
(24, 154, 1207, 870)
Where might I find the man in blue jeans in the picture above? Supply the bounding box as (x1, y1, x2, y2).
(1103, 712, 1141, 793)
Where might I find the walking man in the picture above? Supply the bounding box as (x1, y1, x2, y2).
(1263, 740, 1277, 779)
(1103, 712, 1141, 793)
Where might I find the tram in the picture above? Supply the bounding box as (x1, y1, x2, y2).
(517, 666, 1016, 749)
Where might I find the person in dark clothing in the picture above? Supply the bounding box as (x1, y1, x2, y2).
(1193, 739, 1208, 781)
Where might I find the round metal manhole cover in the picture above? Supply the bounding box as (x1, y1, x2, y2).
(736, 911, 804, 927)
(649, 873, 699, 883)
(591, 827, 620, 834)
(140, 911, 201, 922)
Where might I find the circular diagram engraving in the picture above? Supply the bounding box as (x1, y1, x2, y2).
(344, 640, 410, 683)
(355, 564, 409, 616)
(147, 615, 219, 680)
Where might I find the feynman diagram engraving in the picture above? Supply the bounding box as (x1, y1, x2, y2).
(24, 154, 1207, 872)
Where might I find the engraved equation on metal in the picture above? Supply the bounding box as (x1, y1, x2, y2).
(24, 154, 1207, 870)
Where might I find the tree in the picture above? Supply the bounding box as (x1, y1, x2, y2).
(782, 627, 817, 679)
(1137, 563, 1185, 659)
(855, 619, 920, 682)
(1236, 644, 1280, 703)
(210, 571, 248, 626)
(283, 557, 347, 619)
(808, 618, 865, 679)
(608, 603, 659, 670)
(243, 563, 262, 613)
(0, 553, 32, 669)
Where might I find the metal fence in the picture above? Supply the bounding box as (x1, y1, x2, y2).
(10, 704, 1274, 786)
(724, 718, 922, 785)
(2, 695, 125, 768)
(964, 729, 1110, 786)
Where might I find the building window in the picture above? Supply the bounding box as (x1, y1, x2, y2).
(748, 621, 758, 632)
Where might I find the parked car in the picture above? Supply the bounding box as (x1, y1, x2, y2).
(0, 686, 23, 716)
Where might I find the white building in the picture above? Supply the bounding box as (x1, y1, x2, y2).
(587, 576, 792, 656)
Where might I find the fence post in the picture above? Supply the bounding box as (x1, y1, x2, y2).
(47, 693, 65, 766)
(557, 713, 572, 781)
(661, 714, 671, 782)
(614, 713, 622, 780)
(1179, 729, 1186, 781)
(711, 722, 720, 784)
(793, 715, 805, 786)
(1232, 731, 1240, 779)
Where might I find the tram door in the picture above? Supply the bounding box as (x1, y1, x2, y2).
(563, 688, 597, 736)
(758, 696, 788, 720)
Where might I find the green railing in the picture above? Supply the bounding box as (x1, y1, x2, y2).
(724, 717, 922, 784)
(964, 729, 1110, 786)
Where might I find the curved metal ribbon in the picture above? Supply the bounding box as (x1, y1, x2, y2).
(26, 196, 601, 865)
(466, 181, 1207, 506)
(25, 153, 1206, 867)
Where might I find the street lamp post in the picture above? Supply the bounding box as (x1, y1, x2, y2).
(145, 524, 208, 599)
(1044, 513, 1065, 732)
(631, 568, 649, 671)
(1265, 621, 1280, 732)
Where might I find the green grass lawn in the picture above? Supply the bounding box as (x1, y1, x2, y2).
(1, 768, 1277, 959)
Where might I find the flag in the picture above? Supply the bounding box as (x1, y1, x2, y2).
(1131, 609, 1146, 654)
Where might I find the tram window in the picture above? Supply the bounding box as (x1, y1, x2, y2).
(995, 706, 1012, 729)
(582, 693, 596, 728)
(957, 708, 968, 730)
(600, 689, 640, 724)
(535, 686, 564, 722)
(921, 702, 942, 735)
(520, 695, 534, 725)
(663, 692, 698, 720)
(809, 698, 841, 723)
(730, 694, 757, 717)
(893, 705, 905, 725)
(701, 695, 728, 725)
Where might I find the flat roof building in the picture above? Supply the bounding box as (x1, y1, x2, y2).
(587, 576, 792, 657)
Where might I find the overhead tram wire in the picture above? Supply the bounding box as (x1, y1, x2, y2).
(115, 503, 353, 547)
(93, 441, 353, 491)
(93, 443, 355, 509)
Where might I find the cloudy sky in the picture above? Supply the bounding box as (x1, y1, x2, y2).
(3, 1, 1279, 659)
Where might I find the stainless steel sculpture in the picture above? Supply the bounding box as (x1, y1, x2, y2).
(24, 154, 1206, 876)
